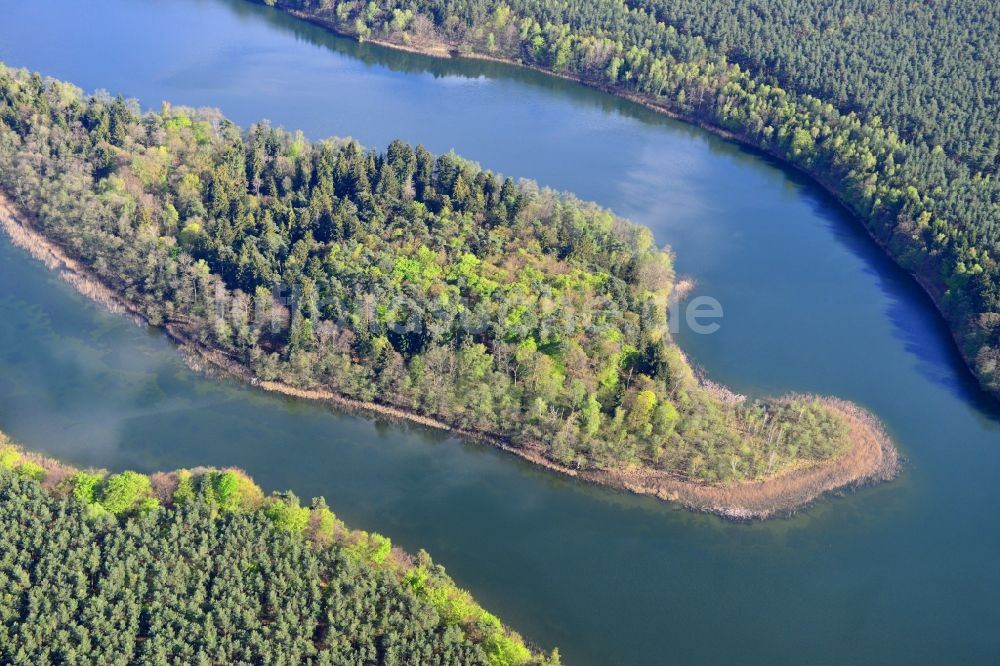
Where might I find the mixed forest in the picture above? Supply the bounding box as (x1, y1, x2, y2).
(264, 0, 1000, 397)
(0, 66, 855, 485)
(0, 435, 554, 665)
(0, 69, 850, 483)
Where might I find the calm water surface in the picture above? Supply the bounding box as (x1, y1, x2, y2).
(1, 1, 998, 663)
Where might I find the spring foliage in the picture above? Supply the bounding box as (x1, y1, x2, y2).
(266, 0, 1000, 397)
(0, 66, 849, 483)
(0, 442, 555, 665)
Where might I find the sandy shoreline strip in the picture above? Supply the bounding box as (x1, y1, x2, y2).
(1, 188, 897, 520)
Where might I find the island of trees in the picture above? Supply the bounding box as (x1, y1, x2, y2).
(260, 0, 1000, 399)
(0, 433, 556, 664)
(0, 65, 896, 516)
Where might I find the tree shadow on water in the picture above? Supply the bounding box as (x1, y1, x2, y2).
(781, 165, 1000, 427)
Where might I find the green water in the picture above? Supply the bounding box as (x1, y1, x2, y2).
(0, 0, 998, 663)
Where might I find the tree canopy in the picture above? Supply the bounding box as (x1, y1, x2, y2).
(0, 65, 853, 484)
(266, 0, 1000, 396)
(0, 435, 554, 665)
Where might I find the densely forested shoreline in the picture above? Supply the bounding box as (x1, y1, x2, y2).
(257, 0, 1000, 400)
(0, 433, 555, 664)
(0, 65, 897, 511)
(0, 188, 899, 518)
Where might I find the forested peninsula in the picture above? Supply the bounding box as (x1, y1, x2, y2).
(0, 434, 555, 664)
(259, 0, 1000, 400)
(0, 66, 897, 517)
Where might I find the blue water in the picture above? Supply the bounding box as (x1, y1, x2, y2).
(0, 0, 998, 663)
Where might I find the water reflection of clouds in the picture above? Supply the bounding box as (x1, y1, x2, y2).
(432, 74, 491, 87)
(0, 280, 229, 469)
(616, 137, 730, 273)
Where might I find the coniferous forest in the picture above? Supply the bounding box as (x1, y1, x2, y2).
(0, 65, 857, 486)
(0, 0, 995, 663)
(264, 0, 1000, 397)
(3, 0, 1000, 662)
(0, 436, 555, 665)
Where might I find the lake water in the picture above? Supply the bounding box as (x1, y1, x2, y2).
(1, 0, 998, 663)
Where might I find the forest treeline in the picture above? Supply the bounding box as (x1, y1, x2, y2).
(0, 65, 854, 484)
(262, 0, 1000, 396)
(0, 435, 555, 665)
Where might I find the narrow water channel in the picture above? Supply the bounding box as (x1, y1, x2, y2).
(0, 1, 998, 663)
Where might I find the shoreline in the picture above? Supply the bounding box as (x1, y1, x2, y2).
(0, 191, 898, 519)
(283, 6, 993, 403)
(0, 435, 550, 662)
